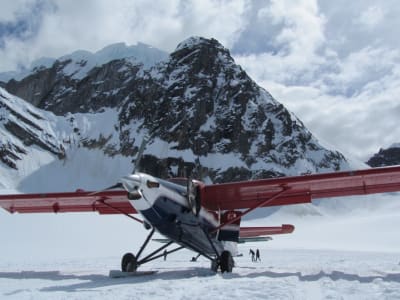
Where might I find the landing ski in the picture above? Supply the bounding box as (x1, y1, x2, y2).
(109, 270, 157, 278)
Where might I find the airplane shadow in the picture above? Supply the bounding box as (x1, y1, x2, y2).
(1, 267, 400, 294)
(225, 269, 400, 284)
(0, 267, 216, 294)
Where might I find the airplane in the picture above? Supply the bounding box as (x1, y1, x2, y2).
(1, 163, 400, 273)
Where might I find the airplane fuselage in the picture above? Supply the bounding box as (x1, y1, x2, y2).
(121, 173, 228, 257)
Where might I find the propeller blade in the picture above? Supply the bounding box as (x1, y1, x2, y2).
(88, 182, 123, 196)
(103, 182, 124, 190)
(133, 135, 150, 173)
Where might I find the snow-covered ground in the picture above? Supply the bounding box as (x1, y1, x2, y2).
(1, 92, 400, 299)
(1, 193, 400, 299)
(1, 243, 400, 299)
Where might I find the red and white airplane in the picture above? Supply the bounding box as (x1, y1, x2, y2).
(1, 165, 400, 273)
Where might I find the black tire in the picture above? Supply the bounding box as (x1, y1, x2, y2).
(121, 253, 138, 272)
(220, 251, 234, 273)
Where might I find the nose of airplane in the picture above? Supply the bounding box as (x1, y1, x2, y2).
(120, 174, 142, 192)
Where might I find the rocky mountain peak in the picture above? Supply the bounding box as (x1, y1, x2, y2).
(0, 88, 65, 171)
(0, 37, 350, 185)
(366, 144, 400, 167)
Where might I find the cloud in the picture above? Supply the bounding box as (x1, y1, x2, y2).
(258, 0, 325, 57)
(356, 5, 385, 29)
(0, 0, 399, 162)
(0, 0, 37, 22)
(0, 0, 248, 71)
(231, 0, 400, 161)
(262, 75, 400, 162)
(233, 0, 327, 84)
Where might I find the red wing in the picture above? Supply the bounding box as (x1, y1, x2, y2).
(0, 190, 136, 214)
(240, 224, 295, 238)
(202, 165, 400, 210)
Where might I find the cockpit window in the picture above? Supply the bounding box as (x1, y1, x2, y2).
(158, 178, 187, 195)
(166, 178, 188, 187)
(146, 180, 160, 188)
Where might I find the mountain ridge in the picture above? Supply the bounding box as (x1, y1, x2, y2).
(0, 36, 350, 190)
(367, 144, 400, 167)
(0, 42, 168, 83)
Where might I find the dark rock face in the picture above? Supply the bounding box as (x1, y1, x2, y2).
(1, 37, 349, 182)
(5, 59, 143, 114)
(0, 90, 65, 170)
(367, 146, 400, 167)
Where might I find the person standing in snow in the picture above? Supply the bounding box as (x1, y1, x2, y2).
(249, 249, 255, 261)
(163, 250, 167, 261)
(255, 249, 261, 262)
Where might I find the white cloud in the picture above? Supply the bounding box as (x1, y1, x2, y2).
(1, 0, 399, 162)
(318, 46, 400, 96)
(243, 0, 326, 82)
(230, 1, 400, 161)
(0, 0, 37, 22)
(356, 5, 385, 29)
(260, 78, 400, 162)
(259, 0, 325, 56)
(0, 0, 248, 72)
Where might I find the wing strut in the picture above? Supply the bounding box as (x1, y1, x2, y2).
(96, 198, 143, 224)
(211, 185, 291, 233)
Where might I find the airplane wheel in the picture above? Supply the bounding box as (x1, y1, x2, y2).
(220, 251, 234, 273)
(121, 253, 138, 272)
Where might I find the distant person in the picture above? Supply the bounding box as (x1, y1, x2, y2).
(249, 249, 255, 262)
(191, 253, 201, 262)
(255, 249, 261, 262)
(163, 250, 167, 261)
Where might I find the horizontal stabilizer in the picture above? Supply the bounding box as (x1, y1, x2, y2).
(240, 224, 294, 238)
(238, 236, 273, 243)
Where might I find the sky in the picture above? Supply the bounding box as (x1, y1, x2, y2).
(0, 0, 399, 162)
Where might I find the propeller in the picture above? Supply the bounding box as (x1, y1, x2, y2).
(132, 134, 150, 173)
(186, 178, 201, 216)
(88, 182, 123, 196)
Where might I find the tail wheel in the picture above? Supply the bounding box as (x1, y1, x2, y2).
(220, 251, 234, 273)
(121, 253, 138, 272)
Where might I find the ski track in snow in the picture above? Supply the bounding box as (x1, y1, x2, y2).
(1, 248, 400, 299)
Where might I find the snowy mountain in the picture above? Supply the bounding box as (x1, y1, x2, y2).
(0, 37, 350, 191)
(0, 42, 168, 83)
(366, 143, 400, 167)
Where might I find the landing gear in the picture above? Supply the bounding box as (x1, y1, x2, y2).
(211, 259, 219, 272)
(220, 251, 234, 273)
(199, 227, 235, 273)
(121, 253, 138, 272)
(210, 251, 234, 273)
(120, 228, 184, 273)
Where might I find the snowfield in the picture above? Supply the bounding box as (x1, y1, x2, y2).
(2, 194, 400, 299)
(1, 247, 400, 299)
